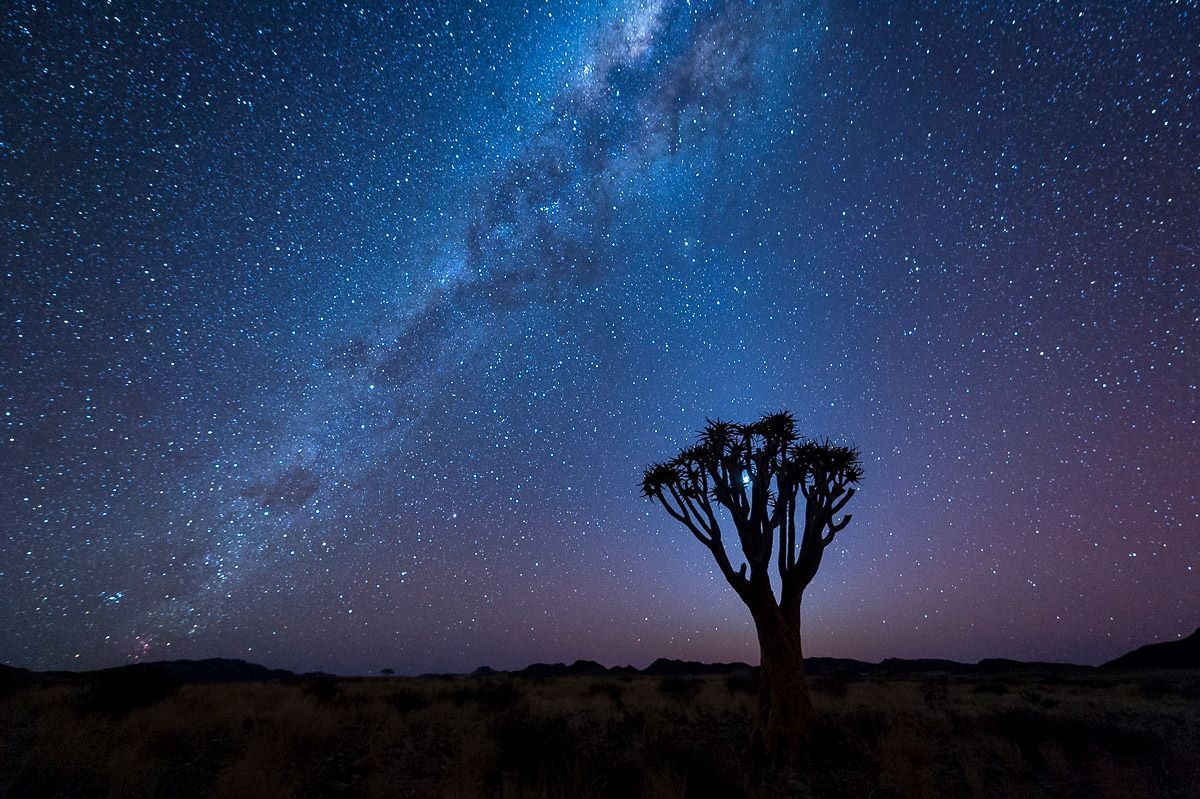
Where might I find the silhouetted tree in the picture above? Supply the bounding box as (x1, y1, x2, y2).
(641, 411, 862, 761)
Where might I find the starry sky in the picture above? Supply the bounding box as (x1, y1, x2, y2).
(2, 0, 1197, 675)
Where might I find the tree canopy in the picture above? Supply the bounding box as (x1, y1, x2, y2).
(641, 411, 861, 604)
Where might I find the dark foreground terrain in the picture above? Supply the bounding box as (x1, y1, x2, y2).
(2, 659, 1198, 799)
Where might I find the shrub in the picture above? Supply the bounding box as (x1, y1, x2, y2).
(586, 680, 625, 705)
(725, 671, 758, 696)
(302, 674, 340, 703)
(389, 685, 430, 713)
(973, 680, 1011, 695)
(446, 679, 522, 708)
(79, 666, 181, 716)
(658, 676, 702, 701)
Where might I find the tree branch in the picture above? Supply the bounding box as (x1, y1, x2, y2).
(821, 514, 852, 545)
(655, 487, 748, 600)
(655, 489, 712, 548)
(785, 493, 798, 570)
(710, 536, 751, 601)
(643, 417, 862, 616)
(831, 487, 855, 516)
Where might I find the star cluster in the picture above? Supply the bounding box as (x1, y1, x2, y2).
(2, 0, 1197, 673)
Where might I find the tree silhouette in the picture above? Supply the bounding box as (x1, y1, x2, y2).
(641, 411, 862, 761)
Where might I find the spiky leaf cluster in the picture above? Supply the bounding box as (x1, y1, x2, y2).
(642, 413, 861, 509)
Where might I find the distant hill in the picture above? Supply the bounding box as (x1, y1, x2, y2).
(643, 658, 753, 676)
(1105, 628, 1200, 669)
(83, 658, 296, 684)
(14, 629, 1200, 686)
(472, 656, 1081, 678)
(876, 658, 969, 675)
(0, 663, 37, 694)
(0, 663, 35, 680)
(514, 660, 610, 678)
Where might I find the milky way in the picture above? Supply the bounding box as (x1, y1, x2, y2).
(2, 0, 1197, 673)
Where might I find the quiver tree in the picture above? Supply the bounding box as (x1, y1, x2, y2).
(641, 411, 862, 761)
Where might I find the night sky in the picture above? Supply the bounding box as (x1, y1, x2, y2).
(2, 0, 1197, 675)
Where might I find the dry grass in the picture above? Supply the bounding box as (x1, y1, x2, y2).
(2, 668, 1197, 798)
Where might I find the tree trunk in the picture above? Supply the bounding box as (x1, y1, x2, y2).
(752, 603, 813, 763)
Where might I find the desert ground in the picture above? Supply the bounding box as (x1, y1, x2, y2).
(2, 660, 1198, 799)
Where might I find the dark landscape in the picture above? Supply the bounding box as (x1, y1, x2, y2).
(4, 632, 1199, 799)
